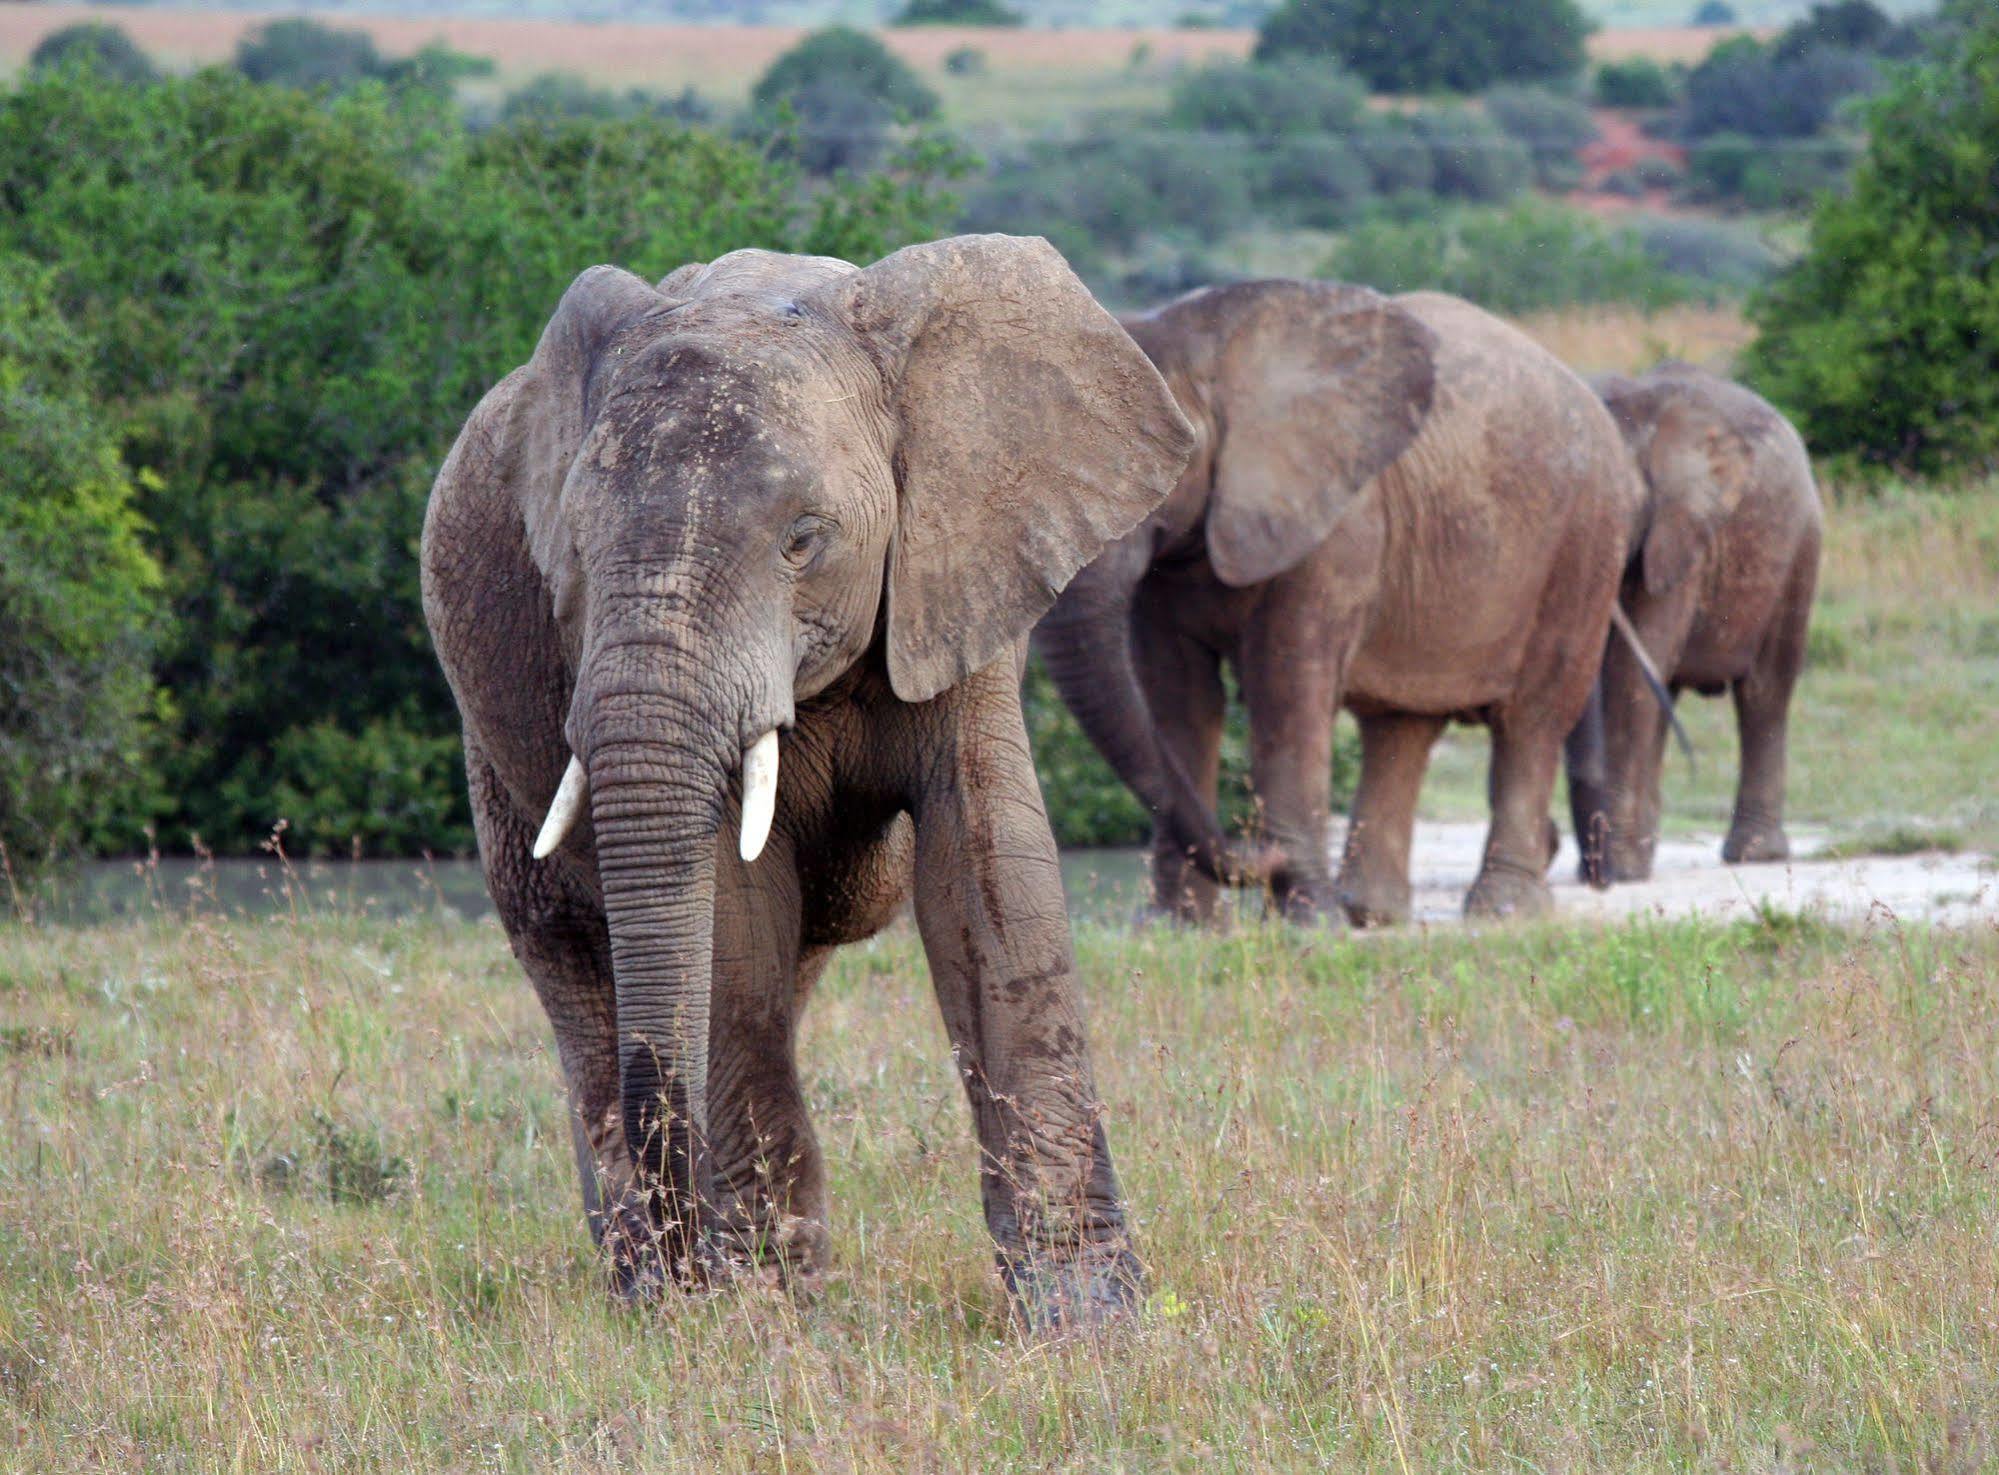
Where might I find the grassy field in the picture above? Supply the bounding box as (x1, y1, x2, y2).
(2, 905, 1995, 1470)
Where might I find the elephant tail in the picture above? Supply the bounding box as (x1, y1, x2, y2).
(1609, 603, 1697, 773)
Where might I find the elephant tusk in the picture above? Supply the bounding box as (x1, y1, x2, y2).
(531, 755, 588, 860)
(739, 729, 779, 863)
(1608, 603, 1697, 772)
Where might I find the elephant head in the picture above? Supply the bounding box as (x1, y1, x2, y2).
(1034, 279, 1436, 883)
(443, 235, 1193, 1261)
(1597, 367, 1757, 596)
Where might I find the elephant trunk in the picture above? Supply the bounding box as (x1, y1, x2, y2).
(1035, 566, 1265, 885)
(568, 607, 785, 1277)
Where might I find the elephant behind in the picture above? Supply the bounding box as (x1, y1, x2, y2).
(1034, 280, 1643, 925)
(1565, 364, 1824, 884)
(420, 235, 1195, 1327)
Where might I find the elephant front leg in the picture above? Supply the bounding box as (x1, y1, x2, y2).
(910, 677, 1142, 1331)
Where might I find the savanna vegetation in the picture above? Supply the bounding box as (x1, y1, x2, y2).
(1, 904, 1993, 1468)
(2, 3, 1995, 872)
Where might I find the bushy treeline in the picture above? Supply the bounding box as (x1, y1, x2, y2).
(0, 68, 963, 863)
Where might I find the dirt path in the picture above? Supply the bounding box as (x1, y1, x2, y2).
(1397, 820, 1996, 929)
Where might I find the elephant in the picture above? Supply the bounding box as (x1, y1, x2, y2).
(1564, 364, 1823, 885)
(1033, 279, 1642, 926)
(419, 234, 1196, 1327)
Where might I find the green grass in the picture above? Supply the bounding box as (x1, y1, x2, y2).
(1423, 479, 1999, 854)
(2, 905, 1995, 1469)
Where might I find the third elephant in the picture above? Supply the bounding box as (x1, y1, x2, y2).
(1564, 364, 1824, 886)
(1034, 279, 1642, 925)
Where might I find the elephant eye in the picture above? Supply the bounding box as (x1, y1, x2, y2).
(781, 514, 835, 570)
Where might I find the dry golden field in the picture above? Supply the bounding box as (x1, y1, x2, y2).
(0, 3, 1760, 103)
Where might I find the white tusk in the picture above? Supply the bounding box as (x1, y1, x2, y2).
(739, 729, 779, 863)
(531, 755, 588, 860)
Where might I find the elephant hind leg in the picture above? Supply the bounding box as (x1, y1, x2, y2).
(1337, 711, 1444, 926)
(1724, 543, 1818, 865)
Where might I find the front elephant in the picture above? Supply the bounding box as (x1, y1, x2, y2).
(1035, 281, 1640, 925)
(420, 235, 1194, 1326)
(1565, 364, 1824, 884)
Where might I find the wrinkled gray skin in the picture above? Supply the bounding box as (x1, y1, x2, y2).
(1565, 365, 1823, 885)
(1035, 281, 1641, 925)
(420, 236, 1195, 1328)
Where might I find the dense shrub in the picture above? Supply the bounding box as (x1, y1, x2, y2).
(1685, 130, 1858, 209)
(0, 70, 962, 855)
(27, 23, 156, 84)
(1484, 85, 1598, 189)
(1165, 58, 1368, 140)
(749, 26, 939, 174)
(1327, 202, 1695, 313)
(893, 0, 1022, 24)
(1628, 215, 1778, 293)
(233, 20, 490, 98)
(1255, 0, 1591, 94)
(1402, 107, 1533, 202)
(1257, 135, 1377, 227)
(0, 259, 164, 873)
(1683, 36, 1880, 140)
(497, 73, 709, 126)
(1746, 17, 1999, 474)
(1594, 56, 1677, 109)
(943, 47, 987, 76)
(1692, 0, 1737, 24)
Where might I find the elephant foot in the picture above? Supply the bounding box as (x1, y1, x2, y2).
(1464, 867, 1554, 921)
(1336, 874, 1410, 929)
(1605, 848, 1656, 884)
(1723, 820, 1789, 865)
(1272, 877, 1348, 928)
(999, 1243, 1145, 1335)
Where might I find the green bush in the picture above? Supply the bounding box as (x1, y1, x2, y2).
(496, 73, 709, 126)
(1165, 58, 1368, 140)
(1404, 107, 1533, 202)
(1484, 85, 1598, 189)
(28, 23, 156, 85)
(0, 69, 963, 856)
(1327, 202, 1695, 313)
(233, 19, 489, 99)
(1692, 1, 1737, 24)
(893, 0, 1022, 24)
(1685, 130, 1858, 209)
(1595, 56, 1677, 108)
(1745, 17, 1999, 474)
(1255, 0, 1591, 94)
(748, 26, 939, 175)
(0, 259, 165, 873)
(1683, 34, 1880, 140)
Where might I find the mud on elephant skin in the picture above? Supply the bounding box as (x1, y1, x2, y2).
(1035, 279, 1641, 927)
(1565, 364, 1824, 886)
(420, 235, 1194, 1328)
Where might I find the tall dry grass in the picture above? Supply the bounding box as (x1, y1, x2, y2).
(1513, 302, 1759, 378)
(1, 904, 1995, 1470)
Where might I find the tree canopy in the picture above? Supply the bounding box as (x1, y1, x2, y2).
(1254, 0, 1591, 93)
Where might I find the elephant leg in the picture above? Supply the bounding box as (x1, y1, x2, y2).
(1336, 711, 1445, 927)
(1238, 583, 1363, 926)
(468, 743, 659, 1296)
(1599, 586, 1700, 883)
(708, 856, 830, 1283)
(1724, 550, 1815, 865)
(1465, 717, 1566, 920)
(1132, 599, 1226, 924)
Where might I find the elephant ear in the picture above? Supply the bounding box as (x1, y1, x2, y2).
(510, 266, 666, 611)
(1639, 389, 1754, 596)
(821, 234, 1196, 704)
(1205, 284, 1436, 587)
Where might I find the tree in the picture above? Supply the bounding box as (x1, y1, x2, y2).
(1254, 0, 1591, 93)
(0, 258, 164, 873)
(1745, 16, 1999, 474)
(748, 26, 940, 174)
(0, 69, 965, 856)
(1595, 56, 1677, 108)
(1692, 1, 1738, 25)
(27, 23, 156, 84)
(894, 0, 1022, 25)
(234, 18, 393, 91)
